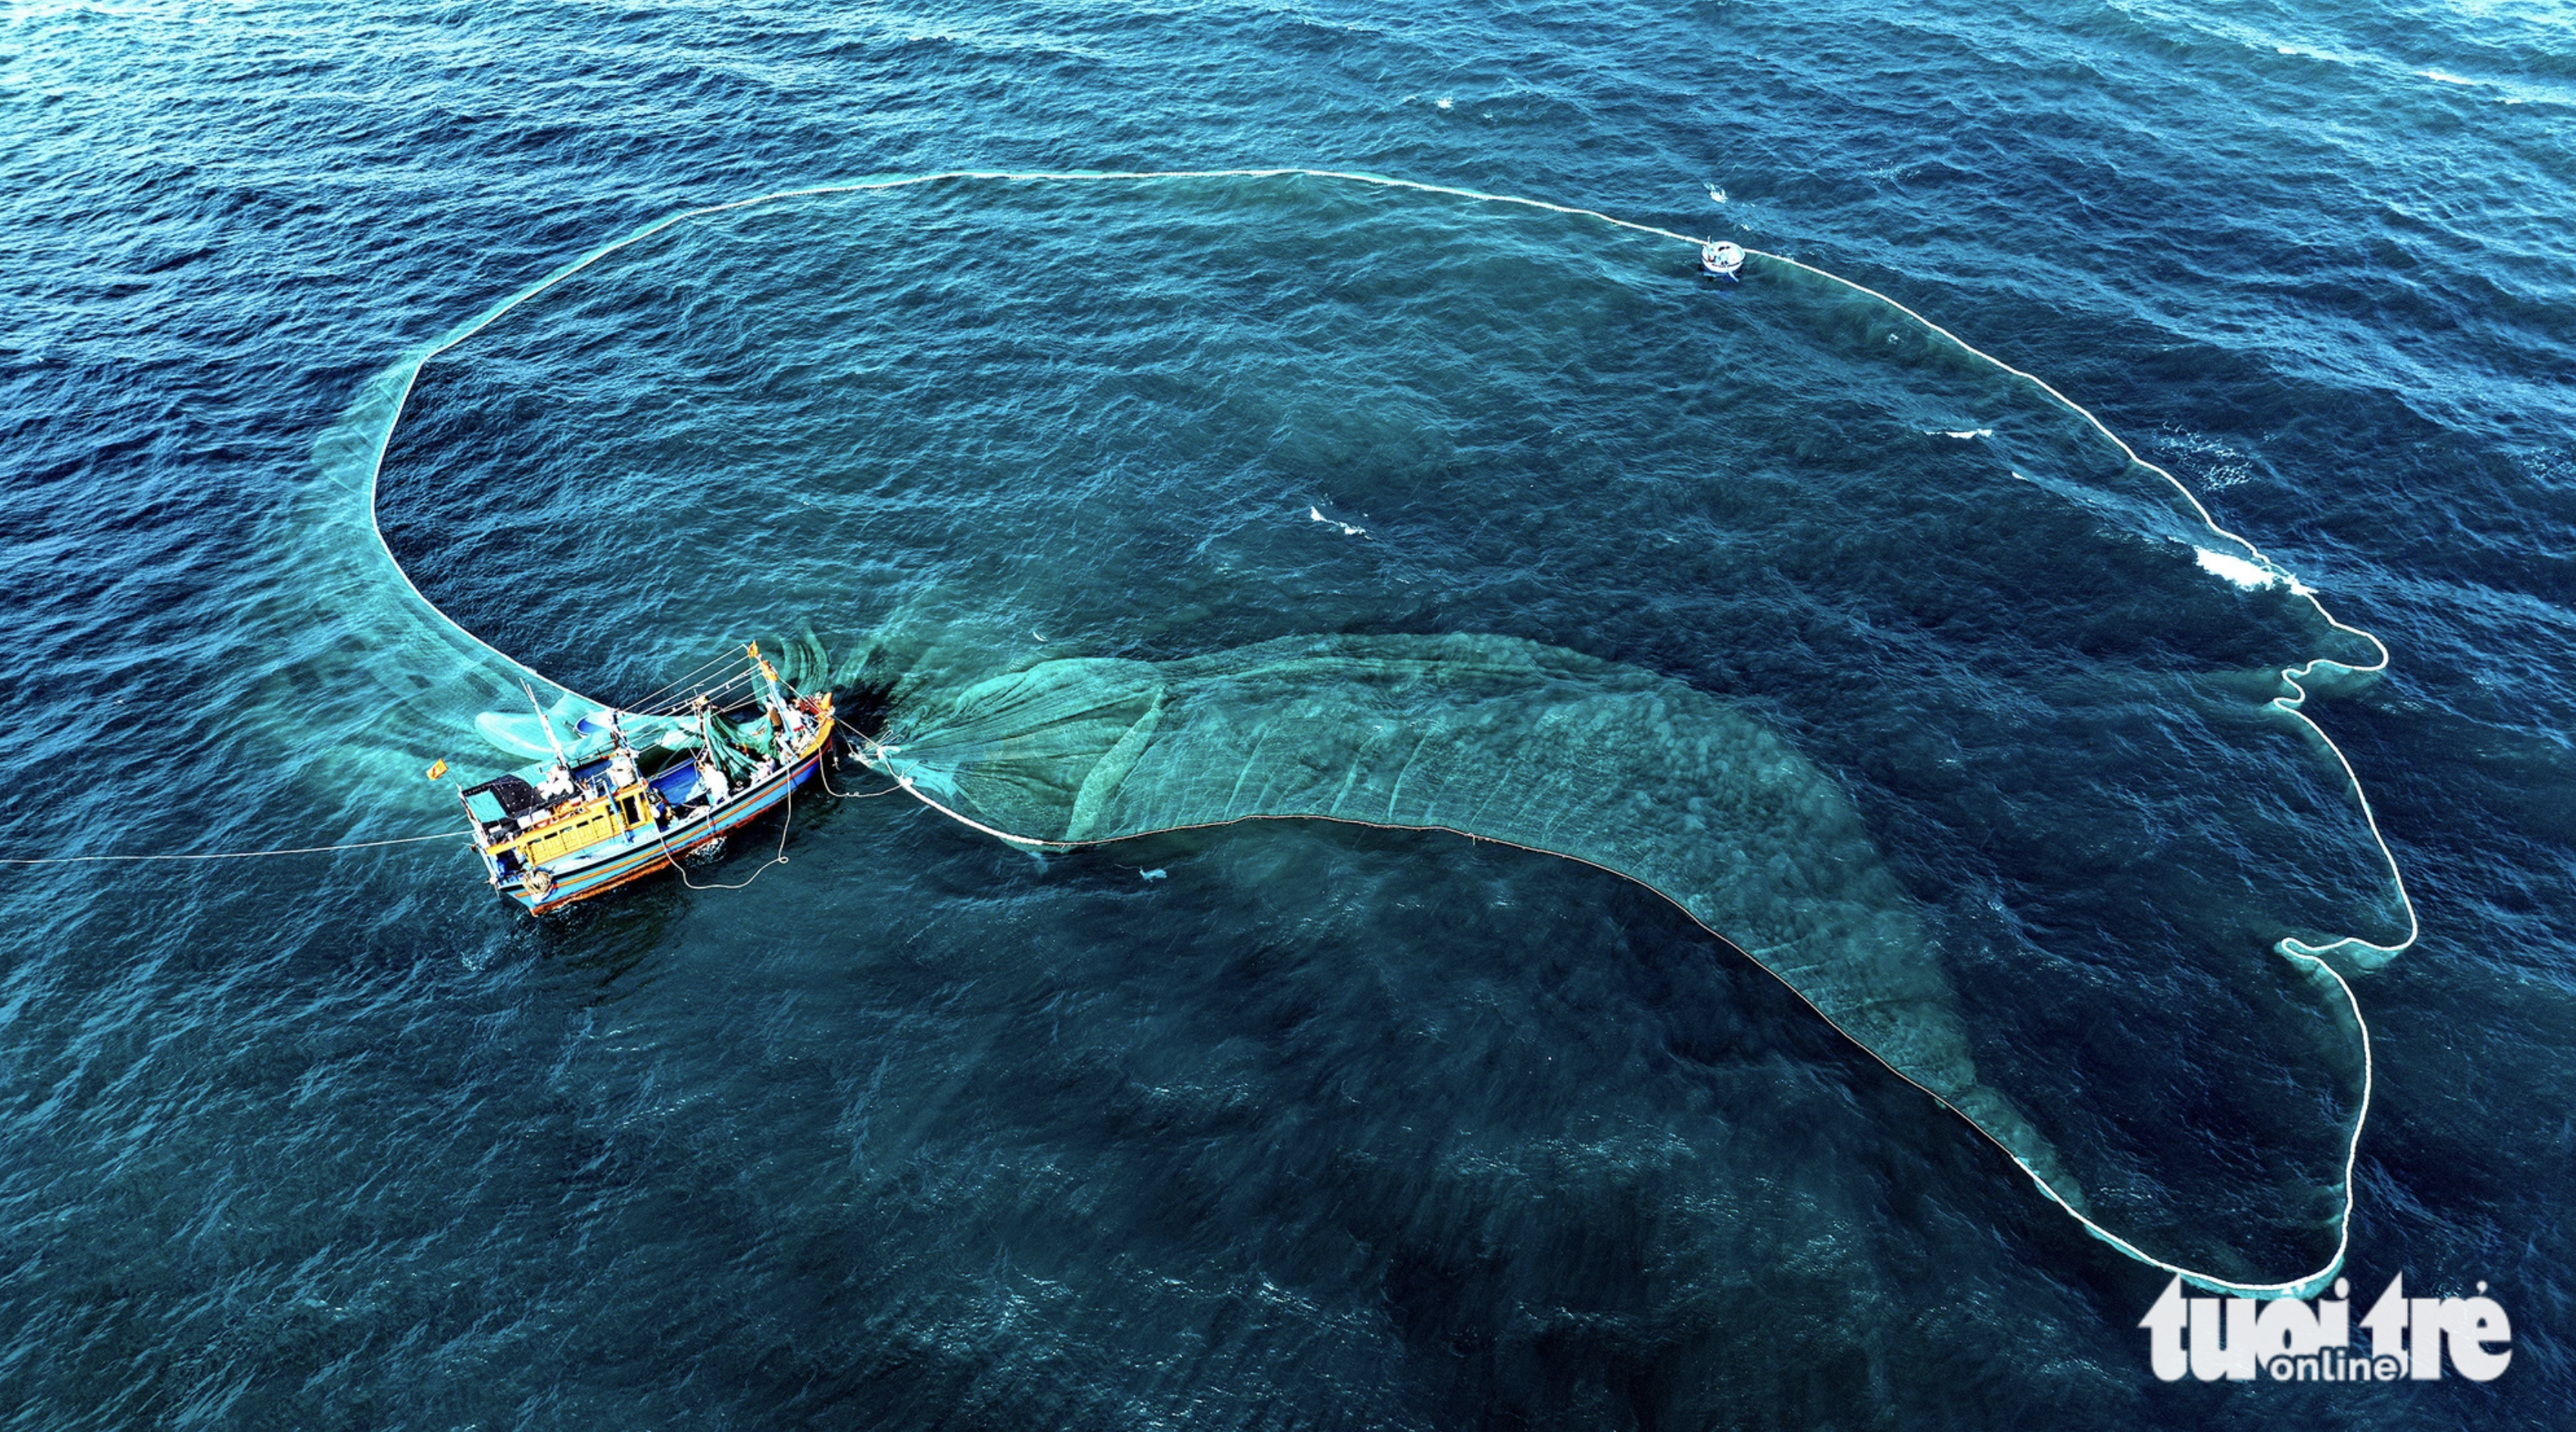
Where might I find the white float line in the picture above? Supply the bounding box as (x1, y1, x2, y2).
(353, 167, 2415, 1299)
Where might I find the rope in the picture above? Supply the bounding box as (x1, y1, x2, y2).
(851, 735, 1070, 849)
(650, 785, 795, 892)
(645, 668, 761, 717)
(0, 831, 468, 865)
(817, 748, 901, 799)
(624, 646, 749, 712)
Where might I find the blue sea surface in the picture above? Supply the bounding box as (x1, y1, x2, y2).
(3, 1, 2571, 1427)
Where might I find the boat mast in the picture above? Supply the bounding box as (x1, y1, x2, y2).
(521, 680, 573, 769)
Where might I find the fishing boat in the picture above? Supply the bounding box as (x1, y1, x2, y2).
(1700, 239, 1745, 279)
(448, 647, 835, 915)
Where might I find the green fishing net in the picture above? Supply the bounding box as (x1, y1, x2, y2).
(295, 171, 2411, 1299)
(865, 627, 2074, 1188)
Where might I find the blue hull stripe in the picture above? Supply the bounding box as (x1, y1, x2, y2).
(505, 752, 820, 911)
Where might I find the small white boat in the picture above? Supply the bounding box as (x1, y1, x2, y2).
(1700, 240, 1745, 279)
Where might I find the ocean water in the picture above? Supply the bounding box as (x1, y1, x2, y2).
(3, 1, 2571, 1427)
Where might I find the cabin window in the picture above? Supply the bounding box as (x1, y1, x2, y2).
(621, 796, 642, 826)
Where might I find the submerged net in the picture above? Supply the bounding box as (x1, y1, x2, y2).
(302, 170, 2413, 1299)
(864, 628, 2077, 1196)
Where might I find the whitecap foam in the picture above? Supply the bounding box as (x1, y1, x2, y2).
(2195, 547, 2281, 589)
